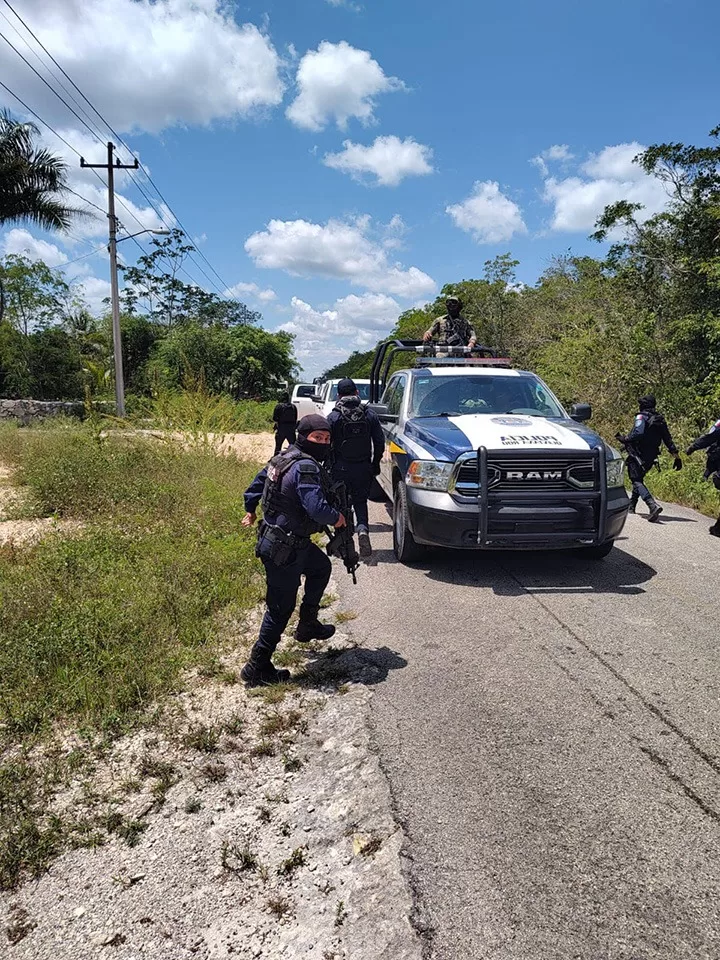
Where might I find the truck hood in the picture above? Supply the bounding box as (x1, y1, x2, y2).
(404, 414, 603, 461)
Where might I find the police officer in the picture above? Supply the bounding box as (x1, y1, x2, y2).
(272, 391, 298, 456)
(240, 415, 346, 687)
(423, 296, 477, 348)
(685, 416, 720, 537)
(327, 378, 385, 558)
(617, 395, 682, 522)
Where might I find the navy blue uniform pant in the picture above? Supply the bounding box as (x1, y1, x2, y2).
(251, 537, 331, 663)
(627, 457, 653, 507)
(274, 426, 296, 456)
(332, 463, 372, 530)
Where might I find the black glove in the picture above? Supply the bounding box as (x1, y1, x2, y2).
(685, 446, 695, 456)
(614, 432, 625, 443)
(673, 457, 683, 471)
(372, 461, 382, 476)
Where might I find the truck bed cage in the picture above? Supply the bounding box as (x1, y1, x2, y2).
(369, 339, 510, 403)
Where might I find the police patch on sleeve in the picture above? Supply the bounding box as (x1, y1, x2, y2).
(297, 461, 320, 475)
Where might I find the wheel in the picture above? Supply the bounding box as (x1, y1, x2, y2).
(393, 482, 425, 563)
(581, 541, 615, 560)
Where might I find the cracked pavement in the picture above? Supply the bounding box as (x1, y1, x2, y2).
(341, 500, 720, 959)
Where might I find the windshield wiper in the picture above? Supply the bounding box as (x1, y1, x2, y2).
(420, 411, 455, 418)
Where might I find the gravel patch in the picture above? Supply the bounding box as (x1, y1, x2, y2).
(1, 610, 421, 960)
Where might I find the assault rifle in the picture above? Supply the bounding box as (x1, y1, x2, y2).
(324, 481, 360, 584)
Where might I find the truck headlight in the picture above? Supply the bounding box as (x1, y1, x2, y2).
(406, 460, 453, 492)
(606, 456, 625, 488)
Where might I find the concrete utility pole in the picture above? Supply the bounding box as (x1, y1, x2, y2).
(80, 142, 138, 417)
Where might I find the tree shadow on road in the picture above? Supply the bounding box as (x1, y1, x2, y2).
(416, 546, 657, 596)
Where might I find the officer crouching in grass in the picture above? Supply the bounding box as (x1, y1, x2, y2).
(327, 378, 385, 558)
(240, 415, 346, 687)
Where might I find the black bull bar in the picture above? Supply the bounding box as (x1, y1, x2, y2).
(473, 444, 608, 547)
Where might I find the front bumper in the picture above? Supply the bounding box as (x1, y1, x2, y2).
(406, 485, 628, 550)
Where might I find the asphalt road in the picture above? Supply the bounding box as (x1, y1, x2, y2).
(341, 501, 720, 960)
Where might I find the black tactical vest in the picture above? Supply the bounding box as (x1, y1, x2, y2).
(334, 401, 371, 463)
(261, 448, 332, 536)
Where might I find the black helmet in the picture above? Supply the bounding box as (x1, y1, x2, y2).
(639, 395, 656, 411)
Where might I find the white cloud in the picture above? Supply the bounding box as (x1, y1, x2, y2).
(446, 181, 527, 244)
(76, 276, 112, 314)
(286, 41, 405, 131)
(323, 135, 433, 186)
(531, 144, 575, 177)
(245, 216, 436, 299)
(225, 281, 277, 303)
(541, 142, 669, 232)
(0, 228, 67, 267)
(1, 0, 284, 134)
(279, 292, 400, 372)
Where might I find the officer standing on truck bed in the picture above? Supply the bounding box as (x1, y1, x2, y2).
(240, 415, 346, 687)
(616, 395, 682, 522)
(685, 416, 720, 538)
(272, 391, 298, 456)
(327, 378, 385, 559)
(423, 296, 478, 348)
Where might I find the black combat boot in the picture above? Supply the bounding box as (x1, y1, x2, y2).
(240, 660, 291, 687)
(646, 498, 663, 522)
(294, 604, 336, 643)
(357, 525, 372, 558)
(628, 495, 638, 514)
(709, 522, 720, 539)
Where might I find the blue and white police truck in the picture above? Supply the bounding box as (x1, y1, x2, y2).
(368, 340, 629, 563)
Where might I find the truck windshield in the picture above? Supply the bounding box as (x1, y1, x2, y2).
(329, 383, 371, 401)
(409, 375, 566, 419)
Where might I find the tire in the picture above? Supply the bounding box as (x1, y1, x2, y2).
(393, 482, 425, 563)
(581, 541, 615, 560)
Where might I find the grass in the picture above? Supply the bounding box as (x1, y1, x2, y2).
(0, 422, 264, 736)
(0, 421, 265, 889)
(221, 840, 258, 874)
(182, 724, 220, 754)
(278, 846, 307, 875)
(651, 455, 720, 518)
(134, 388, 276, 436)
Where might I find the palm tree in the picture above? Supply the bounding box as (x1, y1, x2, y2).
(0, 110, 75, 231)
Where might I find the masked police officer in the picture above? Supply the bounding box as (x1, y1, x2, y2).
(272, 391, 298, 456)
(423, 296, 477, 348)
(685, 416, 720, 537)
(240, 415, 346, 686)
(327, 378, 385, 558)
(616, 395, 682, 522)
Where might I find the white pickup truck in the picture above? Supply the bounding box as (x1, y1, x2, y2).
(291, 383, 320, 420)
(312, 379, 372, 418)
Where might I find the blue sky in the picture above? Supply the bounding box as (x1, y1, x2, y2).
(1, 0, 719, 378)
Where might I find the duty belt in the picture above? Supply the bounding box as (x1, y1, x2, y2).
(260, 520, 311, 548)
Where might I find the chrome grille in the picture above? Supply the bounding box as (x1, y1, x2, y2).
(452, 454, 596, 496)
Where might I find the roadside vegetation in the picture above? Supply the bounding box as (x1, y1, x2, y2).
(0, 422, 268, 888)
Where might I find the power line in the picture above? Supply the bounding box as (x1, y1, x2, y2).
(2, 0, 233, 296)
(0, 30, 107, 147)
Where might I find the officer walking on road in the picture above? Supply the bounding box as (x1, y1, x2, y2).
(685, 416, 720, 538)
(423, 296, 478, 348)
(272, 391, 298, 456)
(327, 378, 385, 559)
(240, 415, 346, 687)
(616, 395, 682, 522)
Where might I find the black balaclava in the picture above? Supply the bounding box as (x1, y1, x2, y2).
(296, 414, 331, 461)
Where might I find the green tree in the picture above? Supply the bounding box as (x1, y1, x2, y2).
(0, 254, 72, 335)
(120, 229, 260, 328)
(0, 110, 77, 232)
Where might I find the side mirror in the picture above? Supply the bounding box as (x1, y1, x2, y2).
(367, 403, 397, 423)
(570, 402, 592, 423)
(312, 394, 323, 403)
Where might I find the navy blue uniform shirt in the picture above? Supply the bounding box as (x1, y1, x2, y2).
(627, 410, 678, 465)
(688, 418, 720, 453)
(244, 454, 340, 531)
